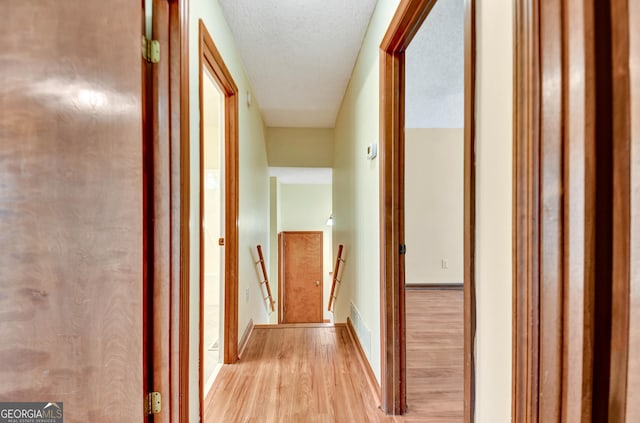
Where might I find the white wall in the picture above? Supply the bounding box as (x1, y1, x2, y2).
(333, 0, 513, 419)
(189, 0, 270, 418)
(405, 128, 464, 285)
(474, 0, 513, 421)
(278, 184, 333, 321)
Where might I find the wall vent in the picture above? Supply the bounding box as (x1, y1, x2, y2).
(350, 302, 372, 359)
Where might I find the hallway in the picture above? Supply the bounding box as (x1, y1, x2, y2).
(5, 0, 637, 421)
(203, 288, 464, 422)
(204, 325, 394, 422)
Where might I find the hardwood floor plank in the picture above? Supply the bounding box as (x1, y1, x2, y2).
(204, 326, 395, 422)
(204, 290, 462, 422)
(404, 289, 464, 422)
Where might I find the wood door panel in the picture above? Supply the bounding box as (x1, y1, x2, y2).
(0, 1, 144, 421)
(627, 0, 640, 416)
(282, 232, 323, 323)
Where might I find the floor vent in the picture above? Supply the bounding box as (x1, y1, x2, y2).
(350, 302, 371, 359)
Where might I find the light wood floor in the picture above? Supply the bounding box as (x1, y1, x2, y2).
(204, 289, 463, 422)
(204, 325, 397, 423)
(404, 288, 464, 422)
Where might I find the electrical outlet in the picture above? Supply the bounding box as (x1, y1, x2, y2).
(441, 259, 449, 269)
(245, 288, 250, 303)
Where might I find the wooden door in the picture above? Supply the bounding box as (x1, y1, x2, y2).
(280, 232, 323, 323)
(0, 1, 145, 421)
(512, 0, 638, 421)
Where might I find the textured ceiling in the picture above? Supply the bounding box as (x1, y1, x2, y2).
(405, 0, 464, 128)
(218, 0, 377, 128)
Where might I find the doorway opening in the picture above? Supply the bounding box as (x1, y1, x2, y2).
(403, 0, 465, 419)
(200, 65, 225, 393)
(268, 166, 334, 325)
(379, 0, 475, 418)
(198, 18, 240, 419)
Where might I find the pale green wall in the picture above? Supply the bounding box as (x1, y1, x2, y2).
(332, 0, 401, 384)
(189, 0, 270, 417)
(266, 127, 334, 167)
(268, 177, 279, 324)
(278, 184, 333, 321)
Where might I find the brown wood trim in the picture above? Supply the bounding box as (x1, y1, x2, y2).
(462, 0, 476, 420)
(513, 1, 633, 421)
(538, 0, 564, 419)
(379, 0, 475, 417)
(197, 18, 240, 423)
(256, 245, 275, 312)
(256, 323, 347, 329)
(347, 318, 382, 406)
(141, 3, 150, 422)
(608, 0, 631, 419)
(198, 19, 240, 367)
(561, 1, 594, 421)
(380, 0, 437, 53)
(149, 1, 172, 422)
(278, 233, 284, 324)
(406, 283, 464, 290)
(513, 0, 569, 419)
(379, 10, 408, 418)
(238, 319, 255, 359)
(328, 244, 344, 312)
(172, 0, 190, 422)
(512, 0, 541, 420)
(197, 26, 205, 423)
(626, 0, 639, 418)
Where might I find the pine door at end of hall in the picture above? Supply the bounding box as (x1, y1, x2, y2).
(279, 231, 323, 323)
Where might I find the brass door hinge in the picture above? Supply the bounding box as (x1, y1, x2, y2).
(145, 391, 161, 415)
(142, 36, 160, 64)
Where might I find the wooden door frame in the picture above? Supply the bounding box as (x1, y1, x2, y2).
(278, 231, 324, 324)
(198, 16, 240, 415)
(512, 0, 634, 421)
(145, 0, 190, 422)
(154, 4, 239, 423)
(379, 0, 476, 417)
(628, 0, 639, 418)
(278, 232, 284, 324)
(173, 2, 190, 422)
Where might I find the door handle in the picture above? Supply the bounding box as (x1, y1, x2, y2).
(315, 281, 320, 287)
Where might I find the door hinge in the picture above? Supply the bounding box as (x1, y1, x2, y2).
(142, 36, 160, 64)
(145, 391, 161, 415)
(399, 244, 407, 255)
